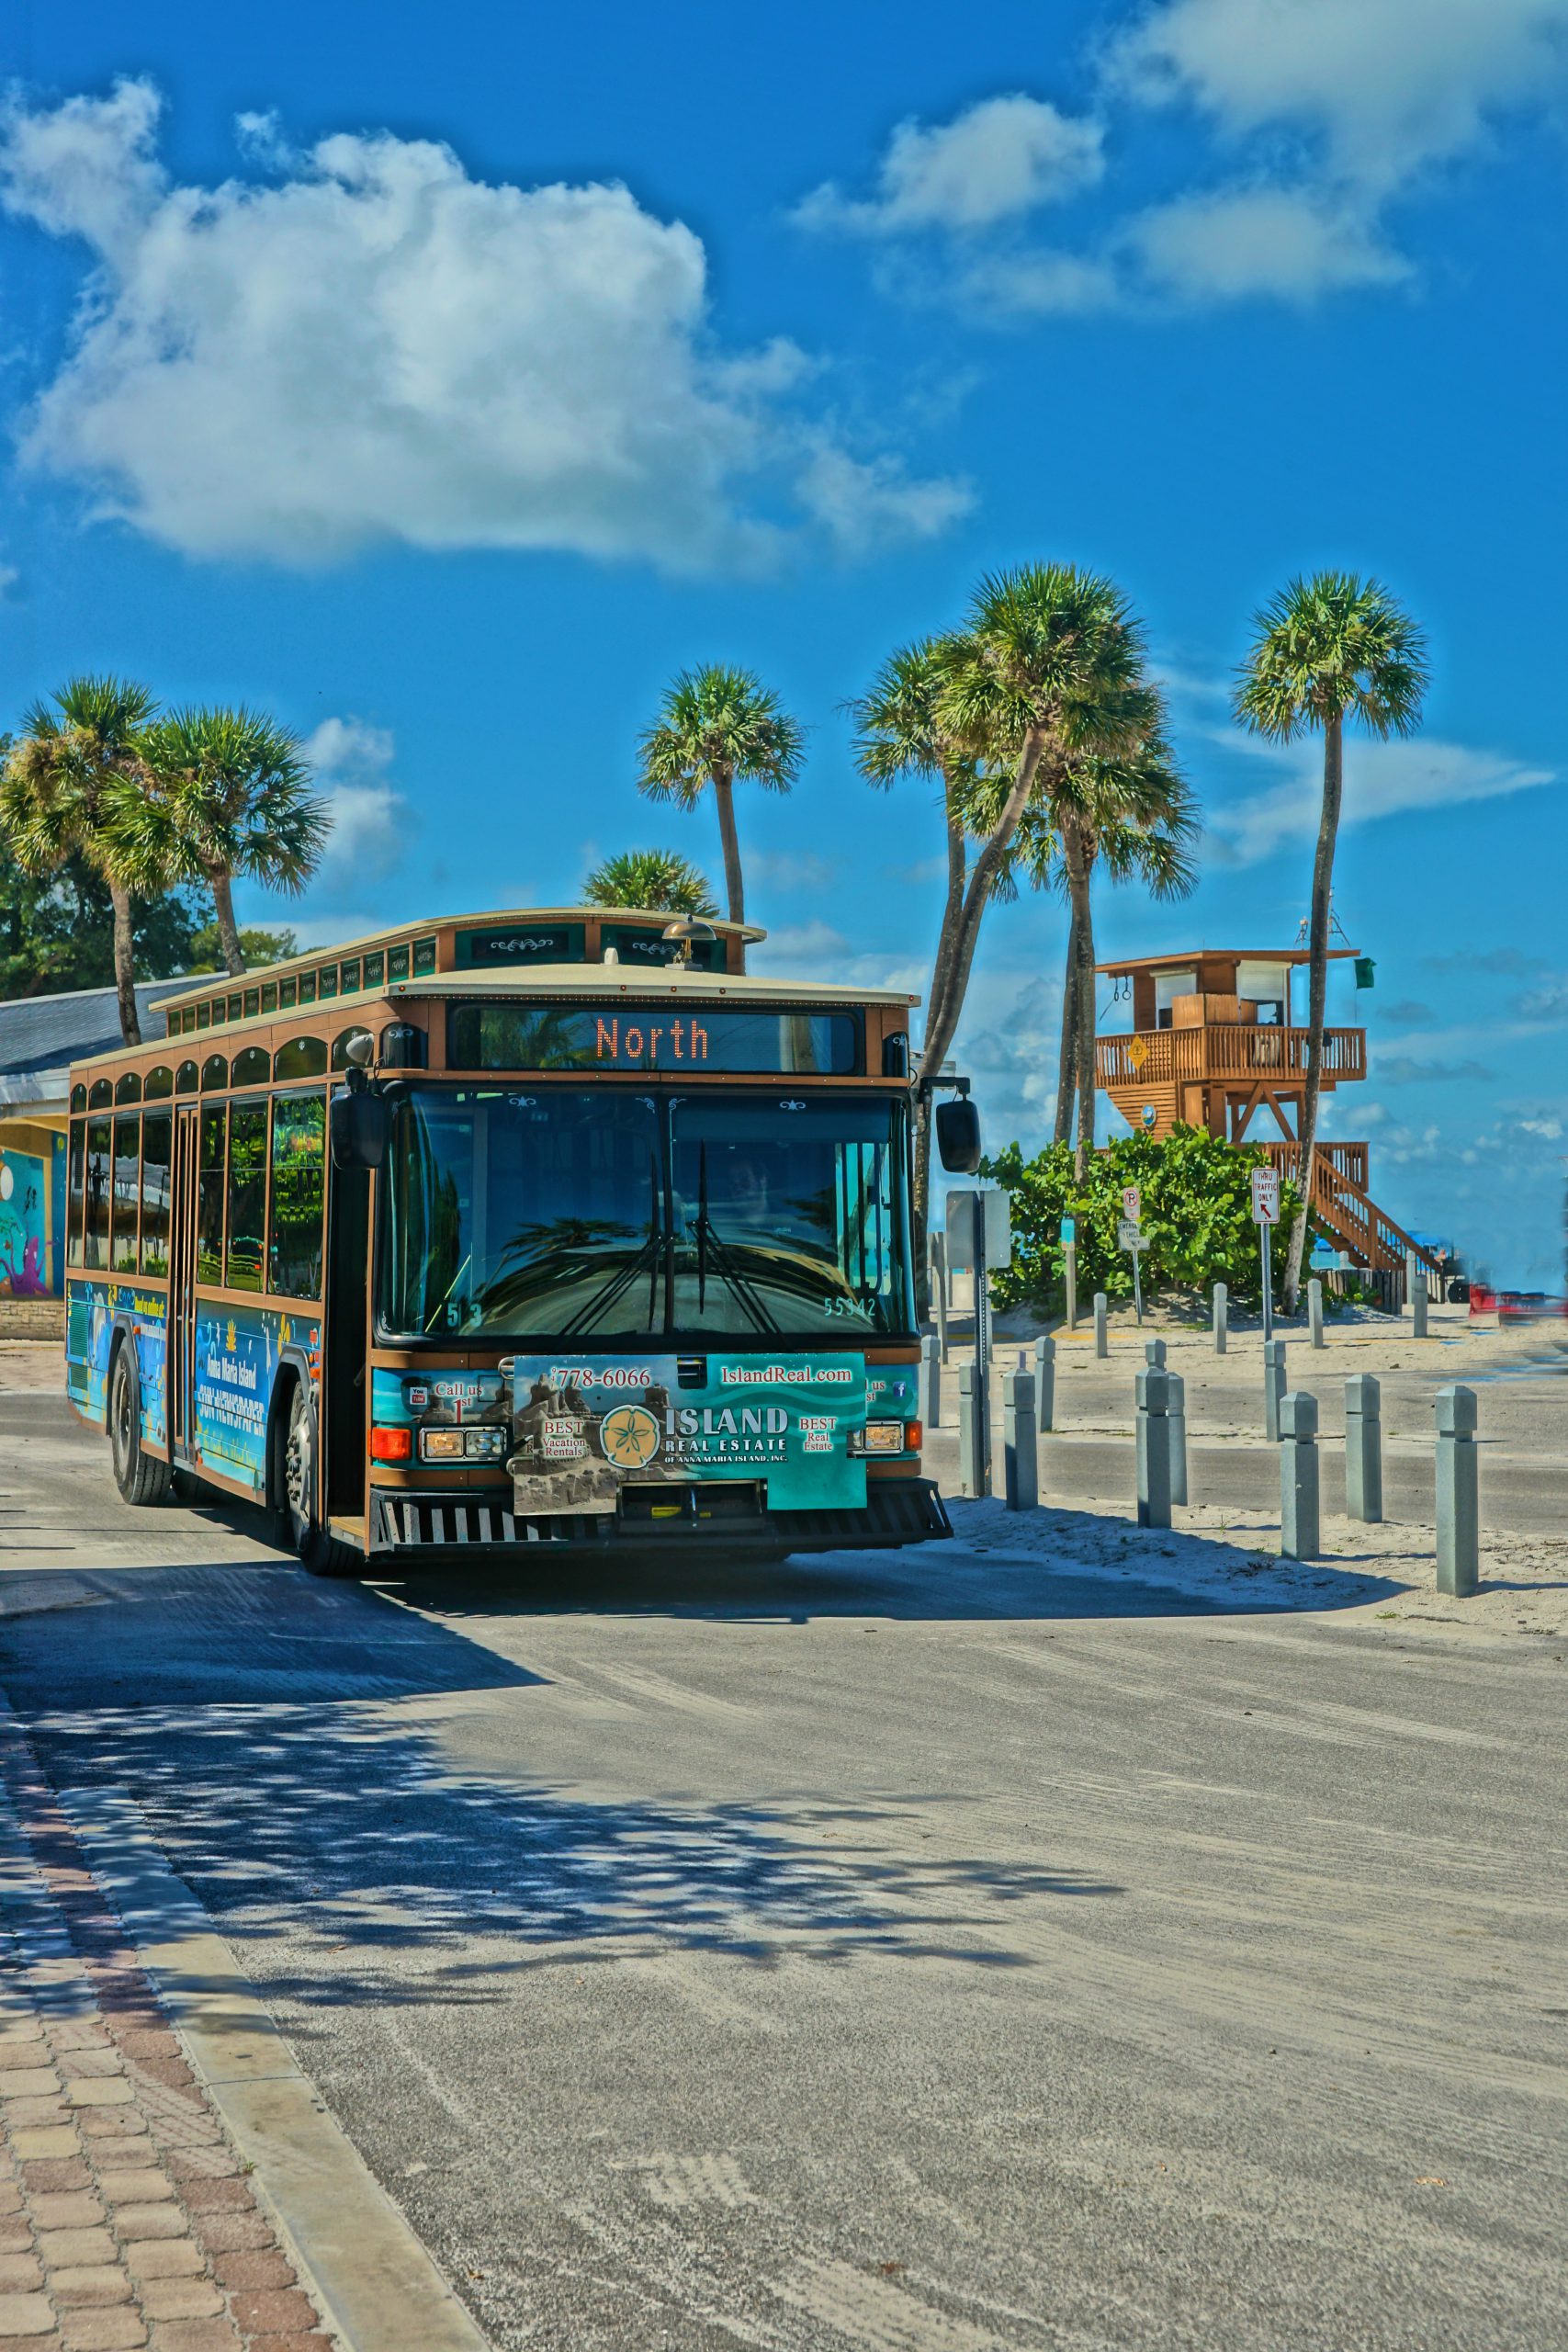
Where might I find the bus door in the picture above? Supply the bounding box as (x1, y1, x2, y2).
(322, 1148, 371, 1525)
(169, 1104, 199, 1458)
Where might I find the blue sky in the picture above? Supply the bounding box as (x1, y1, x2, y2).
(2, 0, 1564, 1280)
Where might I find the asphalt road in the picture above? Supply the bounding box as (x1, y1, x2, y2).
(3, 1387, 1566, 2352)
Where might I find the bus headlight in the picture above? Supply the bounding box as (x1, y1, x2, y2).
(419, 1426, 509, 1462)
(851, 1420, 914, 1456)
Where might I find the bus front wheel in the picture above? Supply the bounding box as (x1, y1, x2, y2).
(276, 1381, 361, 1579)
(108, 1343, 171, 1508)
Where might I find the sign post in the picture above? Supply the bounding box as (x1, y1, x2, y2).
(1118, 1212, 1148, 1326)
(1250, 1166, 1281, 1343)
(1060, 1216, 1077, 1332)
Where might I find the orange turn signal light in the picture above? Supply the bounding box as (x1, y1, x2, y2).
(905, 1419, 922, 1452)
(368, 1425, 412, 1463)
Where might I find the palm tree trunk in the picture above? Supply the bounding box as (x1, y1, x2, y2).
(713, 768, 746, 972)
(108, 880, 141, 1046)
(208, 866, 247, 976)
(919, 727, 1049, 1086)
(1061, 821, 1098, 1182)
(910, 796, 968, 1308)
(1055, 910, 1078, 1146)
(1285, 709, 1344, 1311)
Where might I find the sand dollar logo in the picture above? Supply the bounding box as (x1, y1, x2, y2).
(599, 1404, 660, 1469)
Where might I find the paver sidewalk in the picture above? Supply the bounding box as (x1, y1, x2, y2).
(0, 1721, 332, 2352)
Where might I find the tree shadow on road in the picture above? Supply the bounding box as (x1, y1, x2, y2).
(0, 1561, 1121, 2010)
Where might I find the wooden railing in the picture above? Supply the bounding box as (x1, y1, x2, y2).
(1262, 1139, 1369, 1190)
(1095, 1024, 1366, 1091)
(1264, 1148, 1441, 1275)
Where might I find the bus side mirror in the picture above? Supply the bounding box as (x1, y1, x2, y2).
(936, 1096, 982, 1174)
(331, 1086, 392, 1170)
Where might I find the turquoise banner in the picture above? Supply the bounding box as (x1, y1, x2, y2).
(510, 1352, 868, 1515)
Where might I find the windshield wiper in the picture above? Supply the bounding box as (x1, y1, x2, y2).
(558, 1153, 666, 1338)
(692, 1144, 782, 1336)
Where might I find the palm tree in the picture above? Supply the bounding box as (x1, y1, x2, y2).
(637, 666, 805, 969)
(848, 636, 980, 1243)
(0, 676, 160, 1044)
(982, 702, 1199, 1168)
(925, 567, 1149, 1152)
(1235, 573, 1427, 1307)
(582, 848, 717, 917)
(137, 707, 329, 976)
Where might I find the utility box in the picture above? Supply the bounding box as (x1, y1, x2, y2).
(945, 1187, 1012, 1272)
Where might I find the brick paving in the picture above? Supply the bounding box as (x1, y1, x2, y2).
(0, 1722, 334, 2352)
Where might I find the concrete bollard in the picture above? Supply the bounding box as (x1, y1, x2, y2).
(1168, 1369, 1189, 1507)
(1033, 1334, 1055, 1433)
(1135, 1367, 1174, 1529)
(1435, 1385, 1479, 1597)
(1213, 1282, 1228, 1354)
(1344, 1373, 1382, 1523)
(1093, 1293, 1109, 1359)
(1280, 1390, 1321, 1558)
(1308, 1277, 1325, 1349)
(957, 1363, 987, 1499)
(919, 1333, 942, 1430)
(1145, 1337, 1167, 1369)
(1412, 1268, 1429, 1340)
(1263, 1337, 1288, 1443)
(1003, 1372, 1038, 1512)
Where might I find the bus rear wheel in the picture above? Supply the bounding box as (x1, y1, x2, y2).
(276, 1379, 362, 1579)
(108, 1343, 171, 1508)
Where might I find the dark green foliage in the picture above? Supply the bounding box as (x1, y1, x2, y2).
(981, 1125, 1306, 1311)
(185, 922, 298, 973)
(0, 846, 212, 998)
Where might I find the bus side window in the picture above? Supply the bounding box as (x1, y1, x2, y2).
(112, 1114, 141, 1273)
(67, 1121, 85, 1269)
(226, 1104, 267, 1293)
(268, 1092, 325, 1299)
(85, 1119, 111, 1272)
(141, 1112, 173, 1277)
(197, 1106, 227, 1284)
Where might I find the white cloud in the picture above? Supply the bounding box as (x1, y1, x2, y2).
(302, 717, 408, 884)
(1110, 0, 1568, 191)
(1125, 183, 1407, 302)
(949, 247, 1119, 317)
(0, 81, 963, 571)
(795, 96, 1103, 238)
(1212, 739, 1559, 864)
(750, 850, 843, 893)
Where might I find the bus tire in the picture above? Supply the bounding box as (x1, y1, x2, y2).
(274, 1379, 362, 1579)
(108, 1341, 172, 1508)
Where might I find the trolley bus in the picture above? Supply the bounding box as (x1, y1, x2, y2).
(63, 907, 956, 1571)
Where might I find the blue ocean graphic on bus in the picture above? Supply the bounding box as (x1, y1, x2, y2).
(65, 1279, 168, 1448)
(509, 1352, 867, 1515)
(192, 1305, 284, 1491)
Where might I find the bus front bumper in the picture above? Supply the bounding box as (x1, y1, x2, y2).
(366, 1477, 951, 1557)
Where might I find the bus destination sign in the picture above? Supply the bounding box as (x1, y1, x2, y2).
(448, 1002, 862, 1076)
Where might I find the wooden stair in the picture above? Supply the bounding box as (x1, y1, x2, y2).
(1258, 1143, 1441, 1275)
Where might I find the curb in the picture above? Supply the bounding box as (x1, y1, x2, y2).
(58, 1782, 492, 2352)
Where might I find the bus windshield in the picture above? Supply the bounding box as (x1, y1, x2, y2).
(378, 1085, 914, 1343)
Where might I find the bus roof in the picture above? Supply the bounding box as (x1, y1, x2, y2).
(392, 968, 919, 1009)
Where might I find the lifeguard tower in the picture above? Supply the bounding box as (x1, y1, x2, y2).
(1093, 945, 1439, 1275)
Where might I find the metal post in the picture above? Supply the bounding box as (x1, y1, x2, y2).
(1263, 1337, 1287, 1443)
(1435, 1385, 1479, 1597)
(1308, 1277, 1325, 1349)
(975, 1217, 991, 1489)
(1261, 1218, 1274, 1345)
(1344, 1373, 1382, 1523)
(1003, 1372, 1038, 1511)
(1412, 1266, 1429, 1340)
(931, 1232, 950, 1363)
(1168, 1369, 1189, 1507)
(1280, 1389, 1320, 1559)
(1033, 1334, 1055, 1433)
(1135, 1367, 1173, 1529)
(1064, 1243, 1078, 1333)
(919, 1333, 942, 1430)
(957, 1363, 987, 1499)
(1213, 1282, 1227, 1354)
(1093, 1292, 1109, 1359)
(1132, 1243, 1144, 1328)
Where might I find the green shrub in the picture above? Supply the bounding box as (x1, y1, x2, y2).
(980, 1125, 1307, 1312)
